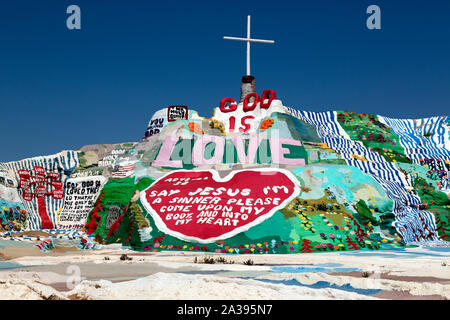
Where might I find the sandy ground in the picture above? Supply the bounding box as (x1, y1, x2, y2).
(0, 240, 449, 300)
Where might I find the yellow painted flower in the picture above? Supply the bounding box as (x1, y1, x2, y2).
(250, 248, 255, 252)
(245, 244, 249, 248)
(293, 240, 298, 244)
(228, 249, 233, 252)
(183, 245, 188, 249)
(257, 243, 261, 247)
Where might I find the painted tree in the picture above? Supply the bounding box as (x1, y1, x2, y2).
(435, 214, 450, 241)
(300, 239, 315, 253)
(85, 192, 105, 234)
(377, 134, 386, 144)
(18, 166, 64, 229)
(345, 236, 359, 250)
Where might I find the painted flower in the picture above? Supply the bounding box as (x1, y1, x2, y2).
(154, 243, 160, 248)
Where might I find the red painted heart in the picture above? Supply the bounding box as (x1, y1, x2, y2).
(140, 169, 299, 243)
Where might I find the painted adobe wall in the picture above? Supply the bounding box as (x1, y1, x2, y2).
(1, 95, 449, 254)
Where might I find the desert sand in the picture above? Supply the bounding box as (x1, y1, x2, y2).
(1, 239, 449, 300)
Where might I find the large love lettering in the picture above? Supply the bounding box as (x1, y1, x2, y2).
(140, 169, 299, 243)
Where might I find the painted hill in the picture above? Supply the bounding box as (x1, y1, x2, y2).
(1, 89, 449, 255)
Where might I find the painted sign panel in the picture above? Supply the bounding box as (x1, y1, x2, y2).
(57, 176, 106, 229)
(167, 105, 188, 122)
(140, 168, 300, 243)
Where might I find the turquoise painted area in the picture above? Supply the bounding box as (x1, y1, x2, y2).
(315, 262, 343, 267)
(338, 247, 448, 258)
(271, 266, 361, 273)
(421, 246, 450, 253)
(0, 239, 36, 248)
(396, 162, 440, 185)
(292, 164, 391, 207)
(319, 151, 340, 160)
(244, 211, 295, 240)
(0, 261, 25, 269)
(0, 200, 24, 208)
(239, 277, 381, 296)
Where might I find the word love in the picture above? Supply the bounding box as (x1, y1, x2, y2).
(140, 169, 299, 243)
(153, 135, 306, 168)
(217, 90, 280, 133)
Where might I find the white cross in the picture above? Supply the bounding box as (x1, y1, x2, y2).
(223, 15, 275, 76)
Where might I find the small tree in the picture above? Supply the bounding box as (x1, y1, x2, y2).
(300, 239, 315, 253)
(377, 134, 386, 144)
(345, 235, 360, 250)
(86, 192, 105, 234)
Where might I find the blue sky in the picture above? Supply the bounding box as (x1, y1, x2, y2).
(0, 0, 449, 162)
